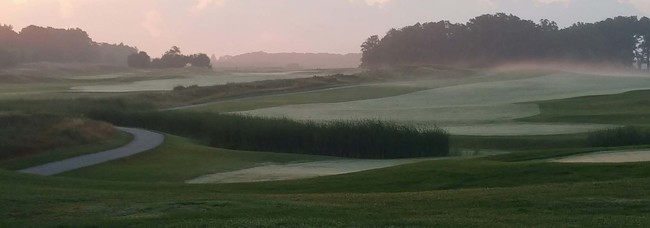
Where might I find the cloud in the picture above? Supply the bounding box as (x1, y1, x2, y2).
(533, 0, 571, 6)
(141, 10, 162, 38)
(58, 0, 75, 18)
(364, 0, 391, 6)
(348, 0, 391, 7)
(194, 0, 226, 11)
(619, 0, 650, 14)
(476, 0, 498, 9)
(11, 0, 28, 5)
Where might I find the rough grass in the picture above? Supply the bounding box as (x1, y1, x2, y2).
(191, 85, 424, 112)
(0, 114, 118, 160)
(2, 160, 650, 226)
(0, 131, 132, 170)
(240, 73, 650, 136)
(522, 89, 650, 126)
(62, 135, 335, 182)
(587, 126, 650, 147)
(88, 110, 450, 159)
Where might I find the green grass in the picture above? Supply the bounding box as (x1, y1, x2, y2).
(451, 133, 587, 152)
(57, 134, 650, 193)
(89, 110, 450, 159)
(191, 85, 424, 112)
(204, 158, 650, 194)
(521, 89, 650, 126)
(0, 131, 132, 170)
(62, 135, 336, 182)
(2, 160, 650, 226)
(4, 68, 650, 226)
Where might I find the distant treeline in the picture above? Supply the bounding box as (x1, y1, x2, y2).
(127, 46, 211, 69)
(88, 111, 450, 159)
(0, 24, 137, 68)
(213, 52, 362, 69)
(361, 13, 650, 68)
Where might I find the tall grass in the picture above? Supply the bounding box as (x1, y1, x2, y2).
(0, 98, 154, 115)
(587, 126, 650, 147)
(88, 110, 450, 159)
(0, 114, 116, 160)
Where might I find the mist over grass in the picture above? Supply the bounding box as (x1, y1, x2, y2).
(88, 110, 450, 159)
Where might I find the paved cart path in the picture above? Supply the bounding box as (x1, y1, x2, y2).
(19, 127, 164, 176)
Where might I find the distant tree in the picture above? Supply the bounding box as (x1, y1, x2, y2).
(127, 51, 151, 68)
(0, 24, 18, 68)
(360, 13, 648, 68)
(360, 35, 381, 69)
(97, 42, 138, 66)
(158, 46, 189, 68)
(189, 53, 212, 68)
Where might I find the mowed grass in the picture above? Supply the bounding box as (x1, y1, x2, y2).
(2, 160, 650, 226)
(191, 85, 424, 112)
(61, 135, 336, 182)
(522, 89, 650, 126)
(0, 131, 132, 170)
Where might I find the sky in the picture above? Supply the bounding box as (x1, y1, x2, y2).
(1, 0, 649, 57)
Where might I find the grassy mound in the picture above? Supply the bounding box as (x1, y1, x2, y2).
(0, 114, 117, 160)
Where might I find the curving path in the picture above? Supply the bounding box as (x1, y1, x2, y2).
(19, 127, 164, 176)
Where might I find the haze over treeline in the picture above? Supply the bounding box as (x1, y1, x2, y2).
(361, 14, 650, 69)
(213, 52, 361, 69)
(0, 24, 136, 68)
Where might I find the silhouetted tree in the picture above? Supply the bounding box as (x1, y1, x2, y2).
(157, 46, 189, 68)
(127, 51, 151, 68)
(97, 42, 137, 66)
(189, 53, 212, 68)
(0, 24, 18, 68)
(361, 14, 650, 68)
(360, 35, 381, 69)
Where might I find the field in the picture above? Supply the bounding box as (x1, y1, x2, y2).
(233, 72, 650, 135)
(2, 64, 650, 226)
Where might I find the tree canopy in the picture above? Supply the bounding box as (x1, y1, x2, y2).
(0, 24, 138, 68)
(360, 13, 650, 69)
(129, 46, 212, 69)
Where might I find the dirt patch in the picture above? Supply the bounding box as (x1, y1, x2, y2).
(555, 150, 650, 163)
(187, 159, 432, 184)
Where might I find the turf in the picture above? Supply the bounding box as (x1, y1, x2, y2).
(2, 165, 650, 226)
(522, 89, 650, 126)
(61, 135, 336, 182)
(0, 131, 133, 170)
(5, 68, 650, 227)
(191, 85, 424, 112)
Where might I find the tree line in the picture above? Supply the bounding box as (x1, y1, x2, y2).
(0, 24, 137, 68)
(127, 46, 212, 69)
(361, 13, 650, 69)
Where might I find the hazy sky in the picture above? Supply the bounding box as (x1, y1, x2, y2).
(1, 0, 649, 57)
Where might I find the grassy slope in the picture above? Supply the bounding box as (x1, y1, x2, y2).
(521, 89, 650, 126)
(0, 131, 132, 170)
(191, 85, 424, 113)
(61, 135, 336, 182)
(2, 163, 650, 226)
(4, 69, 650, 226)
